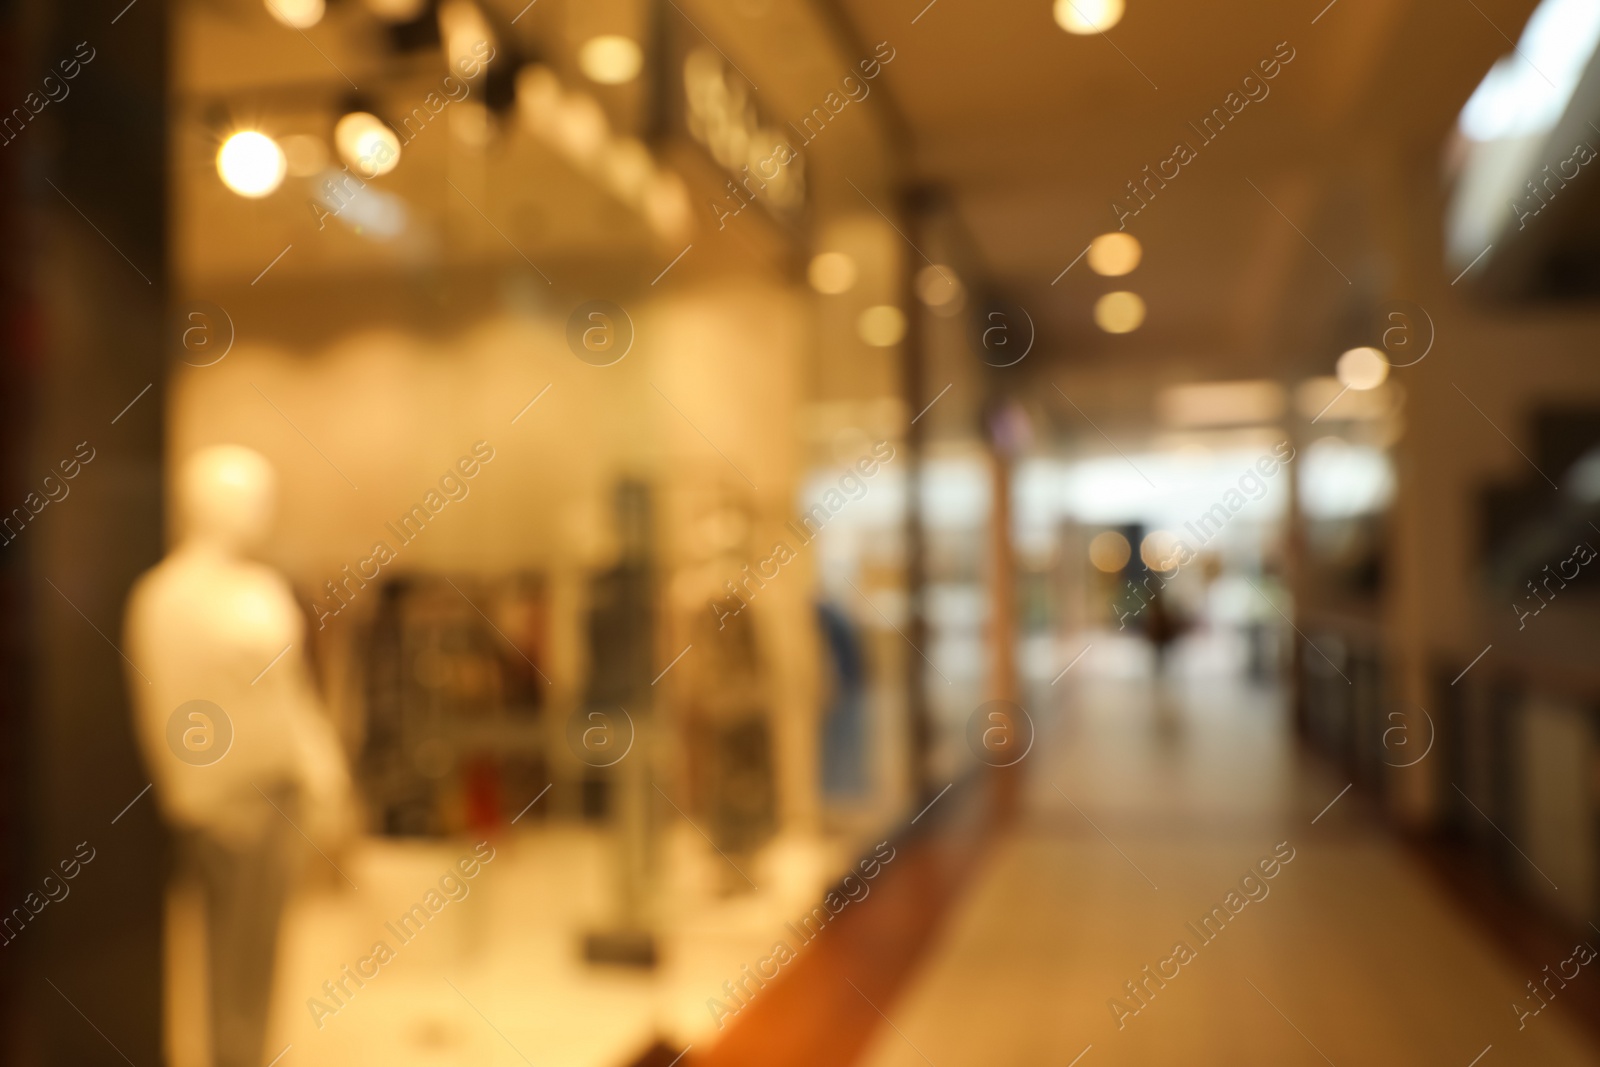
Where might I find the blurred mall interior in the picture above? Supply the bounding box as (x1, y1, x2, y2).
(4, 0, 1600, 1063)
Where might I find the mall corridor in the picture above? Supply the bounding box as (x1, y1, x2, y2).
(6, 0, 1600, 1065)
(854, 639, 1600, 1067)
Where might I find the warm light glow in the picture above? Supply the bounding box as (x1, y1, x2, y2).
(858, 306, 906, 347)
(216, 131, 287, 198)
(808, 252, 857, 294)
(642, 171, 692, 240)
(364, 0, 427, 21)
(1140, 530, 1179, 571)
(1089, 530, 1131, 572)
(335, 112, 401, 177)
(516, 65, 563, 133)
(265, 0, 325, 29)
(1336, 346, 1389, 390)
(1094, 291, 1145, 333)
(916, 265, 964, 310)
(439, 0, 497, 78)
(551, 94, 609, 165)
(579, 35, 644, 85)
(1054, 0, 1124, 34)
(1156, 380, 1285, 429)
(1088, 232, 1141, 276)
(601, 138, 654, 201)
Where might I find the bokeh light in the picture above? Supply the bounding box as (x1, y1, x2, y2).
(1054, 0, 1125, 34)
(335, 112, 401, 177)
(809, 252, 858, 294)
(216, 131, 287, 198)
(1094, 290, 1146, 333)
(1089, 530, 1132, 572)
(858, 305, 907, 347)
(1336, 346, 1390, 390)
(265, 0, 325, 28)
(579, 36, 644, 85)
(1088, 232, 1141, 276)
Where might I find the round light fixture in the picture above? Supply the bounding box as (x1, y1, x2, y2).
(916, 264, 964, 310)
(808, 252, 857, 294)
(1089, 530, 1131, 572)
(1336, 346, 1389, 390)
(363, 0, 427, 21)
(335, 112, 401, 177)
(579, 35, 644, 85)
(1088, 232, 1141, 276)
(858, 305, 906, 347)
(1094, 290, 1145, 333)
(1053, 0, 1124, 34)
(1140, 530, 1179, 571)
(216, 131, 287, 198)
(265, 0, 325, 29)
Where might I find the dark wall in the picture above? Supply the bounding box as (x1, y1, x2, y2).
(2, 0, 167, 1063)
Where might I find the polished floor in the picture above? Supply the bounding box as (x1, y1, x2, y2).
(170, 634, 1600, 1066)
(856, 645, 1600, 1067)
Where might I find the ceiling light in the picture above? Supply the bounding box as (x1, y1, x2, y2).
(858, 306, 906, 347)
(1054, 0, 1124, 35)
(1140, 530, 1179, 571)
(266, 0, 324, 28)
(439, 0, 497, 78)
(1336, 346, 1389, 390)
(579, 35, 644, 85)
(216, 131, 287, 198)
(335, 112, 401, 177)
(1088, 232, 1141, 275)
(602, 138, 655, 201)
(916, 265, 964, 310)
(551, 94, 609, 165)
(516, 64, 563, 134)
(808, 252, 857, 294)
(1094, 290, 1145, 333)
(1089, 530, 1131, 572)
(364, 0, 427, 21)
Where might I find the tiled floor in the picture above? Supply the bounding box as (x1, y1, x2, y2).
(856, 669, 1600, 1067)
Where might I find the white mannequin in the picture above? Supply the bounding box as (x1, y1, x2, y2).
(125, 444, 352, 1067)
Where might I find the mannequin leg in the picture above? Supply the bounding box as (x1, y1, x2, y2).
(194, 808, 296, 1067)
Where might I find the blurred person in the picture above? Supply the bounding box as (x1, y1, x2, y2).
(816, 598, 868, 800)
(124, 444, 354, 1067)
(1142, 583, 1182, 675)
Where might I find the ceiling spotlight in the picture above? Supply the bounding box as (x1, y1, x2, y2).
(808, 252, 857, 294)
(217, 131, 287, 198)
(1336, 346, 1389, 390)
(1088, 232, 1141, 276)
(1094, 290, 1145, 333)
(265, 0, 325, 29)
(335, 112, 401, 177)
(1053, 0, 1124, 34)
(1140, 530, 1179, 571)
(916, 264, 965, 311)
(579, 35, 644, 85)
(439, 0, 497, 77)
(1089, 530, 1131, 572)
(858, 306, 907, 347)
(363, 0, 427, 21)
